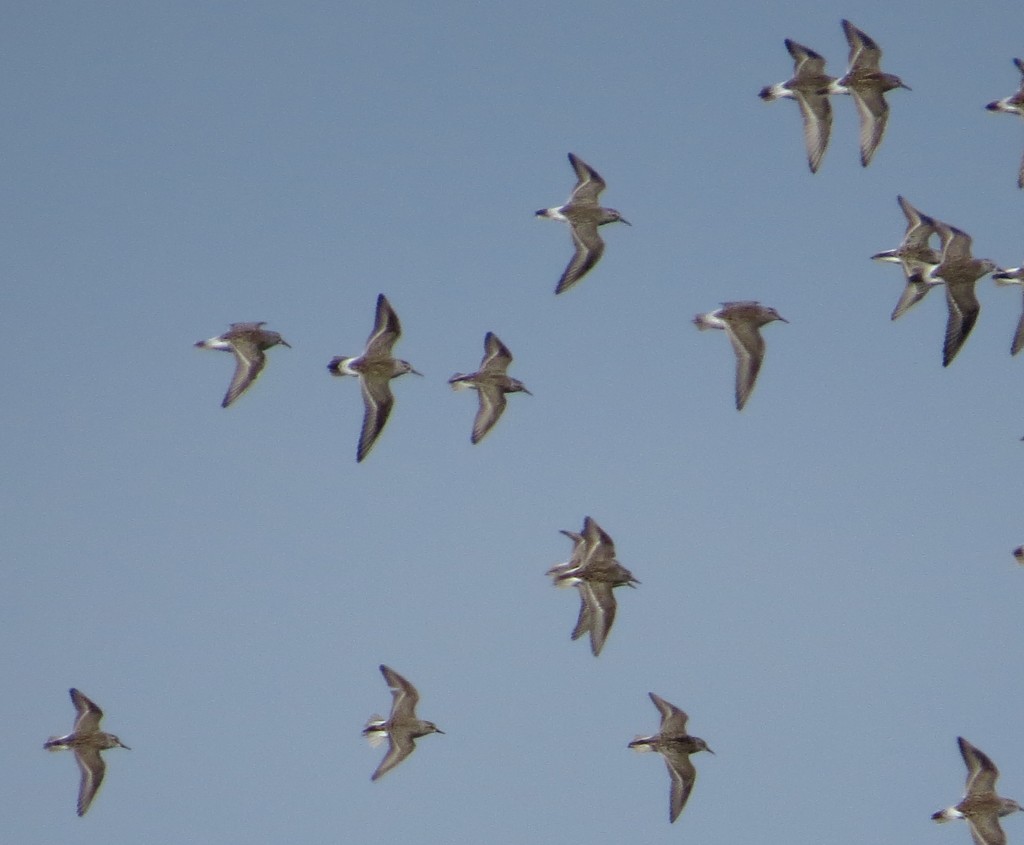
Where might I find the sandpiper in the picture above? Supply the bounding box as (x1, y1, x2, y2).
(871, 195, 942, 320)
(694, 301, 787, 410)
(363, 665, 443, 781)
(985, 58, 1024, 189)
(759, 38, 836, 173)
(195, 322, 290, 408)
(547, 516, 638, 657)
(992, 265, 1024, 355)
(629, 693, 713, 824)
(932, 737, 1022, 845)
(449, 332, 531, 444)
(914, 221, 997, 367)
(44, 688, 130, 816)
(328, 294, 421, 462)
(827, 19, 910, 167)
(536, 153, 630, 294)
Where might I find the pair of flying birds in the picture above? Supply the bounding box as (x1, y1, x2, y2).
(759, 19, 910, 172)
(871, 195, 1024, 367)
(196, 294, 530, 461)
(367, 667, 713, 826)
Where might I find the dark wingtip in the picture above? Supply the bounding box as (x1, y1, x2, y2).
(986, 102, 1001, 111)
(758, 86, 772, 100)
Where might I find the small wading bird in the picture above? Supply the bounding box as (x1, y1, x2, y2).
(693, 301, 788, 410)
(985, 58, 1024, 189)
(328, 294, 421, 462)
(629, 693, 713, 824)
(870, 195, 942, 320)
(195, 322, 290, 408)
(44, 688, 130, 816)
(363, 665, 443, 781)
(827, 19, 910, 167)
(449, 332, 531, 444)
(992, 264, 1024, 355)
(759, 38, 836, 173)
(536, 153, 630, 294)
(909, 221, 997, 367)
(546, 516, 638, 657)
(932, 737, 1022, 845)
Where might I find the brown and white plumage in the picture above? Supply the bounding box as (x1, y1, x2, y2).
(932, 737, 1023, 845)
(628, 693, 713, 824)
(449, 332, 531, 444)
(919, 222, 997, 367)
(362, 665, 443, 781)
(759, 38, 836, 173)
(195, 322, 291, 408)
(328, 294, 421, 462)
(694, 301, 788, 410)
(985, 58, 1024, 189)
(827, 20, 910, 166)
(993, 265, 1024, 355)
(870, 195, 942, 320)
(547, 517, 638, 656)
(44, 688, 130, 816)
(536, 153, 630, 294)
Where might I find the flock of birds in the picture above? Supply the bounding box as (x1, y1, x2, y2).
(760, 20, 1024, 400)
(40, 17, 1024, 841)
(194, 293, 531, 461)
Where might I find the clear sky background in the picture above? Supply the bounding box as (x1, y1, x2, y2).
(4, 1, 1024, 843)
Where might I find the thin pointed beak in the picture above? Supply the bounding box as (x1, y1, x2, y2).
(120, 743, 132, 750)
(619, 217, 632, 226)
(435, 728, 445, 734)
(777, 316, 790, 323)
(522, 388, 533, 396)
(280, 339, 292, 348)
(411, 368, 424, 376)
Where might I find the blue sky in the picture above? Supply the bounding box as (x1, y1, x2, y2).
(5, 1, 1024, 843)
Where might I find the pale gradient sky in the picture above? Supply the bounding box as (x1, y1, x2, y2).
(5, 2, 1024, 844)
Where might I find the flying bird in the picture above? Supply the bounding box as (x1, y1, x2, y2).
(870, 195, 942, 320)
(449, 332, 531, 443)
(547, 516, 638, 657)
(992, 264, 1024, 355)
(985, 58, 1024, 188)
(932, 737, 1022, 845)
(629, 693, 713, 823)
(827, 19, 910, 166)
(363, 665, 443, 781)
(694, 301, 788, 410)
(44, 688, 130, 816)
(913, 221, 997, 367)
(536, 153, 630, 294)
(195, 322, 290, 407)
(759, 38, 836, 173)
(328, 294, 421, 462)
